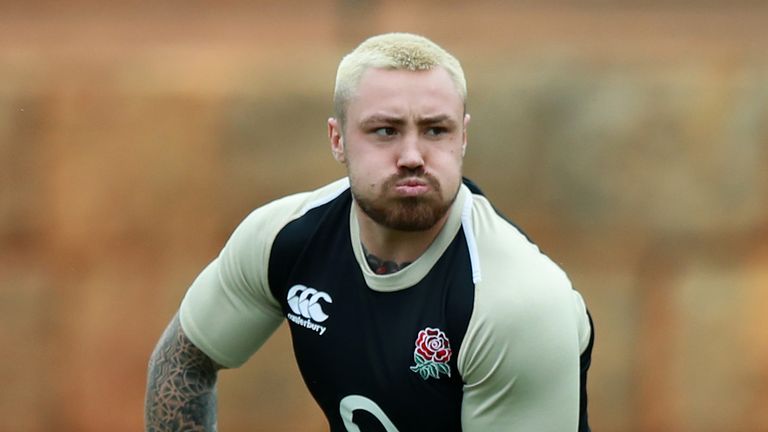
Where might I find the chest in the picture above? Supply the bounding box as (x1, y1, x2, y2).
(268, 202, 475, 431)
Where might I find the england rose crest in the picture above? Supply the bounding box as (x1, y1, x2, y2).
(409, 327, 452, 380)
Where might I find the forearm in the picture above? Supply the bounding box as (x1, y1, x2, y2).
(145, 313, 221, 432)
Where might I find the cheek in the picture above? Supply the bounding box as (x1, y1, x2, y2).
(436, 141, 464, 165)
(347, 149, 391, 179)
(346, 159, 383, 194)
(432, 150, 463, 184)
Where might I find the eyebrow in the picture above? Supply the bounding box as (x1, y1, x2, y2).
(358, 114, 458, 128)
(359, 115, 406, 128)
(416, 115, 457, 127)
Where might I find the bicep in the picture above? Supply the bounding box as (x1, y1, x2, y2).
(179, 259, 284, 368)
(178, 204, 287, 368)
(459, 329, 581, 430)
(458, 287, 583, 430)
(149, 312, 224, 373)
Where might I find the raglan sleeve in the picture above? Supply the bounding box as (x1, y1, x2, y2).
(178, 201, 289, 369)
(457, 254, 591, 431)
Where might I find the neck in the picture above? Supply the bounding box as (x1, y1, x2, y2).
(354, 203, 450, 266)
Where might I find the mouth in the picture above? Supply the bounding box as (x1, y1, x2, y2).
(393, 178, 431, 197)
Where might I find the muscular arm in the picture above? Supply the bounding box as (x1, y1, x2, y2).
(145, 313, 223, 432)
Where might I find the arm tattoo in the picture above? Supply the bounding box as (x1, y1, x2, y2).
(363, 245, 412, 275)
(145, 313, 222, 432)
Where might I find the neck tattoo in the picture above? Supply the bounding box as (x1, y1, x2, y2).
(362, 245, 412, 275)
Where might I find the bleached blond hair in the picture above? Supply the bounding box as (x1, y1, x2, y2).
(333, 33, 467, 125)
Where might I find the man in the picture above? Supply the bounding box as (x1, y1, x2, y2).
(145, 32, 594, 431)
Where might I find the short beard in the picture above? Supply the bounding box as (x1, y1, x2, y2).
(352, 173, 457, 232)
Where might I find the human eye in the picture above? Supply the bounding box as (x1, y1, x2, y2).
(425, 126, 449, 137)
(372, 127, 397, 137)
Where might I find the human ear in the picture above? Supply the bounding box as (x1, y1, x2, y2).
(462, 114, 471, 156)
(328, 117, 346, 163)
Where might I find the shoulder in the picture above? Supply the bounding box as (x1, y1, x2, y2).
(217, 178, 351, 297)
(458, 191, 582, 376)
(468, 192, 570, 293)
(233, 177, 351, 243)
(456, 183, 591, 429)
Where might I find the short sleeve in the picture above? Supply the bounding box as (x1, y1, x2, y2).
(179, 196, 308, 368)
(458, 273, 584, 431)
(457, 195, 586, 430)
(572, 289, 592, 354)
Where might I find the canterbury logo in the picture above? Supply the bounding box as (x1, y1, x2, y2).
(287, 284, 332, 323)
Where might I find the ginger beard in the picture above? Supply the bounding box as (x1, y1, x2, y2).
(350, 171, 458, 232)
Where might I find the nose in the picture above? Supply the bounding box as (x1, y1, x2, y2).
(396, 133, 425, 171)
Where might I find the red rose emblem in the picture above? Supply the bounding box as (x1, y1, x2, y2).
(415, 328, 452, 363)
(410, 327, 452, 380)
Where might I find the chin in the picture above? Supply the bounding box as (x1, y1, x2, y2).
(357, 194, 453, 232)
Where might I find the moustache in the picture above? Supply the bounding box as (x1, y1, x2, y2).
(383, 172, 441, 192)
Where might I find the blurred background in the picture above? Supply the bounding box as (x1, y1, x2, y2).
(1, 0, 767, 431)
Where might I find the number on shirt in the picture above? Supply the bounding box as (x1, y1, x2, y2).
(339, 395, 398, 432)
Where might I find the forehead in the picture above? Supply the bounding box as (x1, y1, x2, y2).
(347, 67, 464, 121)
